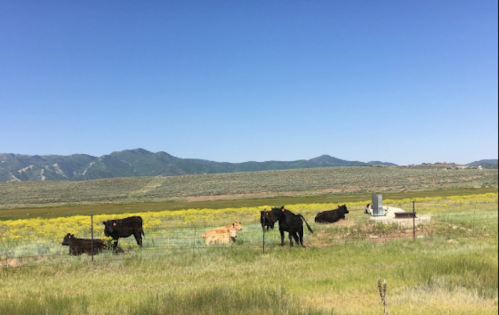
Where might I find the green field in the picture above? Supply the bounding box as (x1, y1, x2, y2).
(0, 186, 497, 314)
(0, 168, 497, 314)
(0, 166, 497, 223)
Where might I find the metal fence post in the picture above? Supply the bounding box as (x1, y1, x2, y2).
(262, 210, 266, 254)
(91, 215, 94, 262)
(412, 201, 416, 241)
(473, 201, 477, 236)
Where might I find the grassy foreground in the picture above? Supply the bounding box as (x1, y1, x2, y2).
(0, 237, 497, 315)
(0, 194, 497, 314)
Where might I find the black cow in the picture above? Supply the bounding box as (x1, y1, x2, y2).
(268, 206, 314, 247)
(62, 233, 106, 256)
(315, 204, 349, 223)
(103, 216, 144, 249)
(260, 209, 275, 231)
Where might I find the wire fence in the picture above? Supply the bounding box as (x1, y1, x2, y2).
(1, 201, 497, 270)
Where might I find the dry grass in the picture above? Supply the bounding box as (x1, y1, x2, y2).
(0, 167, 496, 210)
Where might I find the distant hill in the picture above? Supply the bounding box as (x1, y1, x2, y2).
(467, 159, 499, 169)
(367, 161, 398, 167)
(2, 148, 493, 182)
(0, 149, 392, 182)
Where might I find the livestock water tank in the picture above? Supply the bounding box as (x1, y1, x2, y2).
(372, 194, 384, 216)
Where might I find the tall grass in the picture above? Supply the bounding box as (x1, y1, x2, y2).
(1, 234, 497, 314)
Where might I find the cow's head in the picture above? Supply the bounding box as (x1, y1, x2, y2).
(261, 210, 276, 224)
(269, 206, 286, 221)
(338, 204, 349, 214)
(103, 220, 117, 236)
(231, 221, 243, 232)
(62, 233, 74, 246)
(230, 229, 238, 243)
(229, 229, 238, 238)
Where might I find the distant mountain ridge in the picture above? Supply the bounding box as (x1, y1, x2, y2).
(467, 159, 499, 169)
(0, 148, 397, 182)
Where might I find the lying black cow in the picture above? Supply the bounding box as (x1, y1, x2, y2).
(103, 216, 144, 249)
(62, 233, 106, 256)
(260, 209, 275, 231)
(315, 204, 349, 223)
(268, 206, 314, 247)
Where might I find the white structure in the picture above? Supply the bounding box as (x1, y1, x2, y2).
(370, 206, 431, 227)
(372, 194, 384, 216)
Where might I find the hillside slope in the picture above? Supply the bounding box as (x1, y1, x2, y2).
(467, 159, 498, 169)
(0, 166, 496, 209)
(0, 149, 393, 182)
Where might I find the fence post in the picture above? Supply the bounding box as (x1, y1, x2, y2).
(473, 201, 477, 236)
(0, 228, 8, 269)
(378, 278, 388, 315)
(412, 201, 416, 241)
(262, 210, 266, 254)
(91, 215, 94, 262)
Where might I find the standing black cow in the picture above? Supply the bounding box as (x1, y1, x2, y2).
(103, 216, 144, 249)
(260, 209, 275, 231)
(314, 204, 349, 223)
(268, 206, 314, 247)
(62, 233, 106, 255)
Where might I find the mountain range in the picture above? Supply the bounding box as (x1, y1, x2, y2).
(0, 148, 400, 182)
(0, 149, 496, 182)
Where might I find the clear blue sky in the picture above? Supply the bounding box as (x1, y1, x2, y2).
(1, 1, 497, 165)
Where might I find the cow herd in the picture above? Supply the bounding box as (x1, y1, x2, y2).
(62, 205, 350, 255)
(62, 216, 144, 256)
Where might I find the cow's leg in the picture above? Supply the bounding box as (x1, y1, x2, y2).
(112, 240, 119, 250)
(292, 232, 300, 247)
(288, 232, 294, 247)
(133, 232, 143, 247)
(279, 230, 285, 246)
(298, 227, 305, 247)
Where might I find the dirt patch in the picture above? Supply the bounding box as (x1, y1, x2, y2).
(181, 186, 385, 202)
(182, 191, 304, 202)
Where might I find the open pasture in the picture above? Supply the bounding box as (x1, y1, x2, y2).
(0, 193, 497, 314)
(0, 167, 496, 211)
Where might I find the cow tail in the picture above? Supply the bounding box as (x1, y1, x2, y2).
(298, 214, 314, 234)
(139, 216, 145, 238)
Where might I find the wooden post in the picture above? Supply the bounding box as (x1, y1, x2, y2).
(378, 278, 388, 315)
